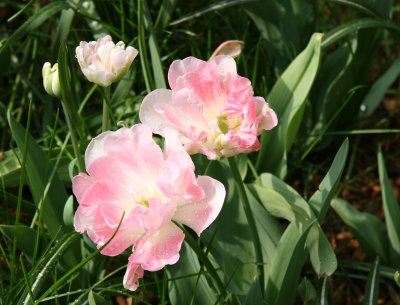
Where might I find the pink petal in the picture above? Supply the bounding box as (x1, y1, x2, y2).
(139, 89, 175, 135)
(102, 125, 165, 183)
(130, 222, 185, 271)
(84, 130, 113, 169)
(72, 173, 94, 202)
(173, 176, 225, 236)
(168, 57, 204, 90)
(123, 262, 144, 291)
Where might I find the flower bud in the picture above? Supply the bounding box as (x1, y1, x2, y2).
(42, 62, 60, 98)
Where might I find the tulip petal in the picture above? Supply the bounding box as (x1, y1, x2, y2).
(173, 176, 225, 236)
(130, 222, 185, 271)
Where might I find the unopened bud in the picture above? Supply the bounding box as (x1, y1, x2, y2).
(42, 62, 60, 98)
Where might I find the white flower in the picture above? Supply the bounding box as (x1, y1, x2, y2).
(76, 35, 138, 87)
(42, 62, 60, 98)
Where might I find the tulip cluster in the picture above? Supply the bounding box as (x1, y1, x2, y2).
(43, 35, 277, 291)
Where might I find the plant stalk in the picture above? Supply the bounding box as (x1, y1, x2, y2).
(102, 86, 111, 132)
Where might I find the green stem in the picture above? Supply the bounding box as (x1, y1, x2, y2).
(61, 100, 84, 172)
(227, 156, 264, 293)
(102, 86, 111, 132)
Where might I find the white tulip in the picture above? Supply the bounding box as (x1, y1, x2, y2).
(76, 35, 138, 87)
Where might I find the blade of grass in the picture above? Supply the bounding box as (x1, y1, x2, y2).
(363, 257, 380, 305)
(34, 212, 125, 304)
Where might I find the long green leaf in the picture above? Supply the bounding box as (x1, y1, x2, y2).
(331, 198, 389, 262)
(308, 138, 349, 220)
(58, 40, 85, 144)
(169, 0, 254, 26)
(363, 257, 380, 305)
(361, 58, 400, 117)
(323, 0, 392, 19)
(52, 8, 75, 62)
(167, 242, 217, 305)
(0, 225, 46, 260)
(142, 0, 166, 89)
(253, 175, 337, 276)
(378, 147, 400, 260)
(0, 2, 69, 55)
(7, 112, 69, 238)
(322, 18, 396, 49)
(256, 33, 323, 177)
(265, 222, 314, 305)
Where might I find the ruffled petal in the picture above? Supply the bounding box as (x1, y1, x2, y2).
(130, 222, 185, 271)
(173, 176, 225, 235)
(123, 261, 144, 291)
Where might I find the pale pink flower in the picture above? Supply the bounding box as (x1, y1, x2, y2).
(76, 35, 138, 87)
(72, 124, 225, 291)
(139, 55, 278, 160)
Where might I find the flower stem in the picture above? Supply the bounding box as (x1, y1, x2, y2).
(61, 100, 84, 172)
(228, 156, 264, 293)
(102, 86, 111, 132)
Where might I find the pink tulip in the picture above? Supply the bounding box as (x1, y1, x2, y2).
(76, 35, 138, 87)
(139, 55, 278, 159)
(72, 124, 225, 291)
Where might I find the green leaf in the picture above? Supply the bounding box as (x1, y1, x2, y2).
(245, 279, 263, 305)
(169, 0, 253, 26)
(7, 112, 69, 238)
(256, 33, 323, 178)
(58, 40, 85, 143)
(298, 277, 317, 305)
(363, 257, 380, 305)
(0, 2, 69, 55)
(361, 58, 400, 117)
(88, 291, 110, 305)
(142, 0, 166, 89)
(394, 271, 400, 288)
(308, 138, 349, 220)
(331, 198, 389, 262)
(257, 174, 337, 276)
(322, 18, 391, 49)
(154, 0, 178, 31)
(0, 225, 45, 260)
(0, 150, 24, 187)
(265, 222, 314, 305)
(259, 173, 314, 220)
(323, 0, 392, 19)
(249, 185, 296, 223)
(306, 225, 337, 277)
(167, 242, 216, 305)
(52, 8, 75, 62)
(378, 147, 400, 261)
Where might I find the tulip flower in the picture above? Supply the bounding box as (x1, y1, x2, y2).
(72, 124, 225, 291)
(42, 62, 60, 98)
(139, 55, 278, 160)
(75, 35, 138, 87)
